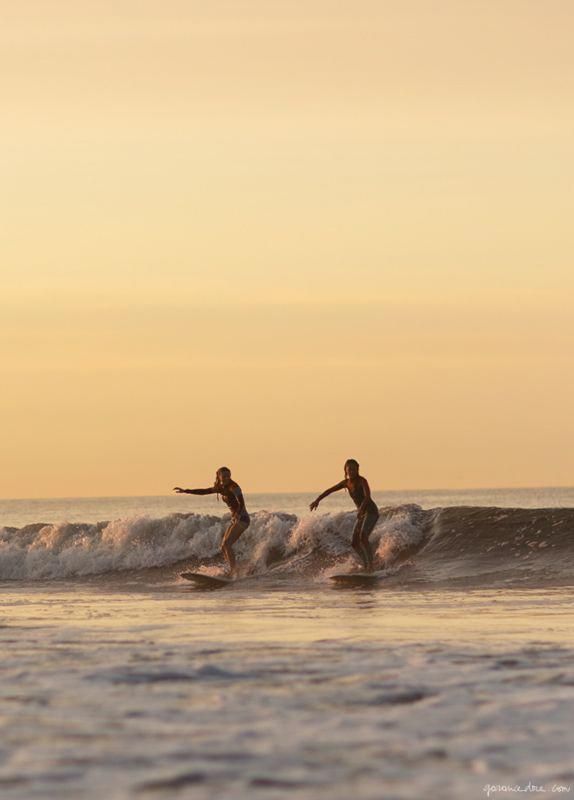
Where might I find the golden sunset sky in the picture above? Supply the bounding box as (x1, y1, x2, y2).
(2, 1, 573, 497)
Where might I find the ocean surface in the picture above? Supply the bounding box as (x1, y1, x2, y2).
(1, 488, 574, 799)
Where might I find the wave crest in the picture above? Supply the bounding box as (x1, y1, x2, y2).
(2, 505, 574, 586)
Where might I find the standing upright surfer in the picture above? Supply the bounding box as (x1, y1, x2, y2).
(174, 467, 250, 577)
(310, 459, 379, 571)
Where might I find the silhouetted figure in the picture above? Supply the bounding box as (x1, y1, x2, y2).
(310, 459, 379, 571)
(174, 467, 250, 576)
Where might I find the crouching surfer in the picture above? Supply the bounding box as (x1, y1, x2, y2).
(310, 459, 379, 572)
(174, 467, 250, 577)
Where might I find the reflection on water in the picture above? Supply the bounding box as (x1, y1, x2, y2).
(1, 583, 573, 799)
(3, 583, 574, 644)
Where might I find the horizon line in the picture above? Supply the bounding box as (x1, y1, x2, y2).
(2, 485, 574, 503)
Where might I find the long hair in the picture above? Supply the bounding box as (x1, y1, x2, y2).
(215, 466, 231, 502)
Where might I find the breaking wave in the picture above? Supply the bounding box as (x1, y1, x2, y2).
(1, 505, 573, 586)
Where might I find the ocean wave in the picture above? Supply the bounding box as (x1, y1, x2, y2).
(1, 505, 573, 586)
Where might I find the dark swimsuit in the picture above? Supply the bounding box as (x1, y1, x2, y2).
(347, 479, 379, 519)
(221, 482, 250, 527)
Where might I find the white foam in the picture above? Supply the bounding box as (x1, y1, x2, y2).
(0, 505, 427, 581)
(0, 514, 224, 580)
(371, 504, 427, 565)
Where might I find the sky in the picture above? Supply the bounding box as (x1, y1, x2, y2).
(1, 1, 574, 497)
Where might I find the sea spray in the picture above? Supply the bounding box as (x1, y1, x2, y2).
(1, 505, 574, 586)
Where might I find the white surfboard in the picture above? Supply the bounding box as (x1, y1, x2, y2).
(180, 571, 233, 588)
(330, 572, 381, 585)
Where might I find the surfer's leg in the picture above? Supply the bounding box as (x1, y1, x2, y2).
(359, 512, 379, 572)
(351, 516, 370, 570)
(221, 518, 249, 575)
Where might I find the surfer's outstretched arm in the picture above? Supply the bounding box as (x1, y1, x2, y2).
(173, 487, 217, 495)
(310, 480, 346, 511)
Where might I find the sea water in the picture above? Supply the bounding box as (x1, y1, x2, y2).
(1, 489, 574, 799)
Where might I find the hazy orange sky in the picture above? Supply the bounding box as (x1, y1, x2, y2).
(2, 1, 573, 497)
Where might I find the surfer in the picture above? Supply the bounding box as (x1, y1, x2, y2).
(310, 459, 379, 571)
(174, 467, 250, 577)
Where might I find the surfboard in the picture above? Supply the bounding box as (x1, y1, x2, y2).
(330, 572, 381, 585)
(180, 572, 233, 587)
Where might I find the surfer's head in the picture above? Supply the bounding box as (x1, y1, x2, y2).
(216, 466, 232, 487)
(344, 459, 360, 479)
